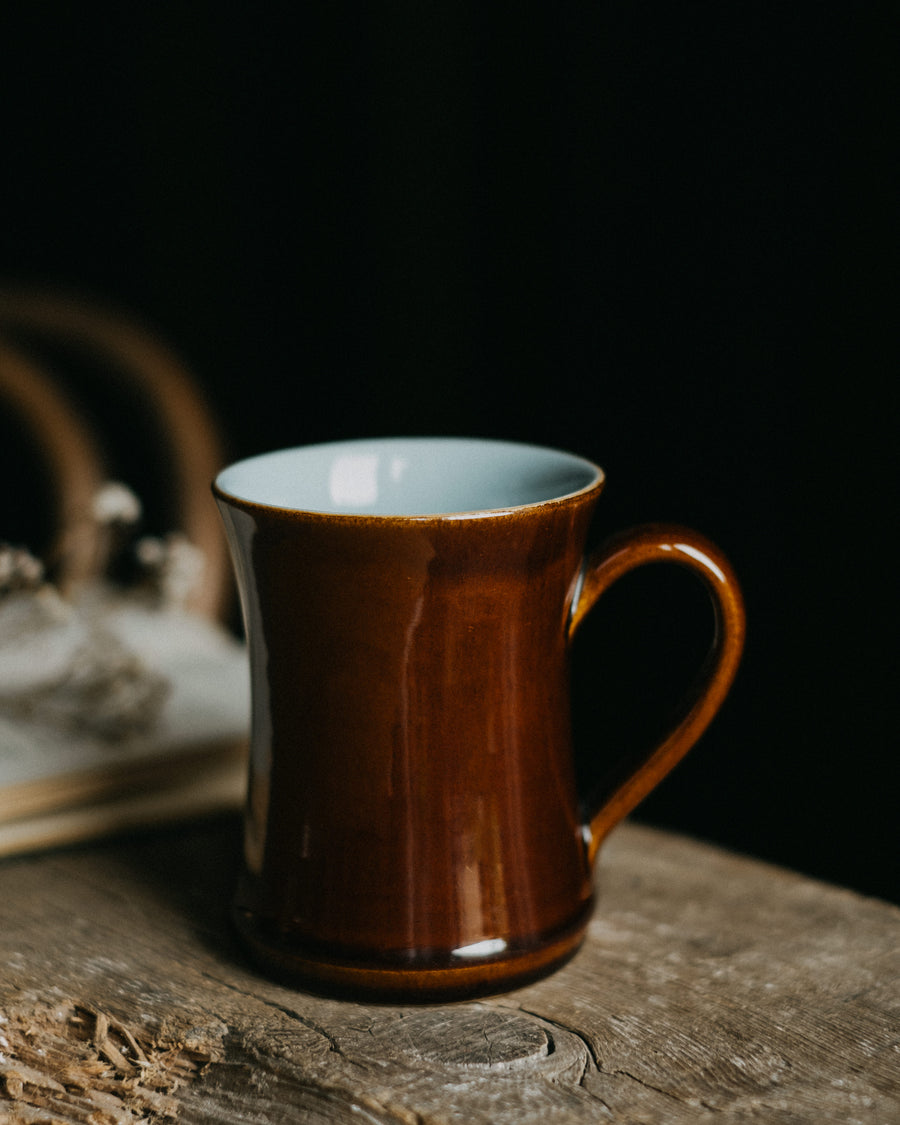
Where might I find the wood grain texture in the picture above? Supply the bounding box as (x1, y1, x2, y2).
(1, 817, 897, 1123)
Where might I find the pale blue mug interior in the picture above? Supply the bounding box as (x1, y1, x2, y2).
(215, 437, 603, 517)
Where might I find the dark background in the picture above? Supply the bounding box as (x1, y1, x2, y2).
(2, 8, 896, 901)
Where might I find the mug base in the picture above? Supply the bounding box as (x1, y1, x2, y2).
(231, 903, 592, 1002)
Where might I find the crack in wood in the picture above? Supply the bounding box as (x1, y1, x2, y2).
(514, 1005, 601, 1082)
(482, 1022, 494, 1068)
(197, 970, 376, 1073)
(611, 1067, 703, 1105)
(261, 1000, 344, 1057)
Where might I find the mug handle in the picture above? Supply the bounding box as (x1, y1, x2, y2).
(568, 523, 746, 867)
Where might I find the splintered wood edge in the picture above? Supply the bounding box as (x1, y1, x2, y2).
(0, 998, 222, 1122)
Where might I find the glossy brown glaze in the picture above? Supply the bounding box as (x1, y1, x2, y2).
(214, 459, 745, 1000)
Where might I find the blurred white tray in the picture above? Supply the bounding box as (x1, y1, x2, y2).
(0, 599, 249, 856)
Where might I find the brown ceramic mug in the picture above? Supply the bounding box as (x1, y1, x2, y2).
(214, 437, 745, 999)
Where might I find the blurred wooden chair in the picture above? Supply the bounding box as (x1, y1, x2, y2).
(0, 286, 230, 616)
(0, 288, 247, 855)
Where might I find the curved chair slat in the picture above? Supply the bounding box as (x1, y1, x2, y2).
(0, 289, 229, 619)
(0, 336, 107, 591)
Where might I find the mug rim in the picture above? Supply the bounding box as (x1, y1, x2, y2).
(213, 436, 605, 521)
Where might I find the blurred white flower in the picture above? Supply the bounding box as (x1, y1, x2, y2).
(91, 482, 142, 526)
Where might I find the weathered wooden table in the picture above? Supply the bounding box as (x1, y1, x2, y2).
(1, 816, 897, 1123)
